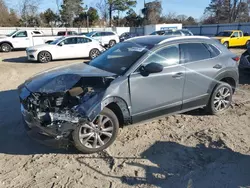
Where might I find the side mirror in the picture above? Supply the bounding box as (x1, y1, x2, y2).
(231, 35, 236, 38)
(12, 35, 16, 38)
(58, 43, 64, 46)
(140, 62, 163, 76)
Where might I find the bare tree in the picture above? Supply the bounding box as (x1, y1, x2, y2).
(0, 0, 10, 26)
(18, 0, 40, 26)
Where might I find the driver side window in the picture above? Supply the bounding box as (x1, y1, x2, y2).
(59, 37, 77, 45)
(232, 32, 239, 38)
(14, 31, 27, 38)
(142, 45, 180, 67)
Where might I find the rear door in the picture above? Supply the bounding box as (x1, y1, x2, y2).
(180, 42, 221, 109)
(74, 37, 93, 58)
(91, 32, 102, 44)
(129, 44, 186, 122)
(11, 31, 30, 48)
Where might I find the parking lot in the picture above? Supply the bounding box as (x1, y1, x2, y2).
(0, 49, 250, 187)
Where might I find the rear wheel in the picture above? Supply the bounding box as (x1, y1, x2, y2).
(89, 48, 100, 60)
(206, 83, 233, 115)
(223, 42, 229, 48)
(72, 107, 119, 154)
(38, 51, 52, 63)
(109, 40, 116, 47)
(1, 43, 12, 52)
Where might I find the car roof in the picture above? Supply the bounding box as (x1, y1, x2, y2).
(223, 30, 241, 32)
(126, 35, 210, 45)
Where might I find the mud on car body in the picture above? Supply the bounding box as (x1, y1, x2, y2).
(18, 35, 239, 154)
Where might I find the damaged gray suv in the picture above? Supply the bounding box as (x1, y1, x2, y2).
(18, 35, 239, 153)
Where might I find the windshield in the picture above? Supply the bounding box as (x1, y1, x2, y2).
(216, 31, 232, 37)
(88, 42, 154, 75)
(6, 30, 18, 37)
(49, 37, 65, 45)
(86, 32, 96, 37)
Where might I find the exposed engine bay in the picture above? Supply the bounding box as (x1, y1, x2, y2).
(20, 76, 115, 136)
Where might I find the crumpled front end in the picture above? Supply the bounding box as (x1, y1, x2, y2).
(18, 76, 115, 142)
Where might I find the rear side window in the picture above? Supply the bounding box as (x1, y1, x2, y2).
(77, 37, 92, 43)
(58, 32, 66, 36)
(180, 43, 211, 63)
(205, 44, 221, 58)
(33, 31, 41, 34)
(106, 32, 115, 36)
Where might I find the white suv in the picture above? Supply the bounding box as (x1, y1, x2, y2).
(86, 31, 120, 47)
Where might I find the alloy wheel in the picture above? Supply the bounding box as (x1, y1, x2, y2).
(1, 44, 10, 52)
(90, 49, 100, 59)
(78, 115, 114, 149)
(39, 52, 51, 63)
(213, 87, 231, 112)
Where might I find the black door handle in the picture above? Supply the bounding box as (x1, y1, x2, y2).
(172, 72, 184, 78)
(213, 64, 222, 69)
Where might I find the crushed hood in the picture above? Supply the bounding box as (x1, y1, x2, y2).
(24, 62, 116, 93)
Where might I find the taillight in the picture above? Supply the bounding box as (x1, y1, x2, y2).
(232, 56, 240, 62)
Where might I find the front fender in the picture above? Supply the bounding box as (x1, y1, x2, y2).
(77, 95, 131, 123)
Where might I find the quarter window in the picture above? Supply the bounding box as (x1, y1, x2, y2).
(143, 45, 180, 67)
(205, 44, 221, 58)
(180, 43, 211, 63)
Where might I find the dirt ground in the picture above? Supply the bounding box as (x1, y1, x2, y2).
(0, 49, 250, 188)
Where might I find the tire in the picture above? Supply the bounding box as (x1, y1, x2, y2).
(72, 107, 119, 154)
(1, 43, 12, 52)
(223, 42, 229, 48)
(246, 40, 250, 48)
(89, 48, 101, 60)
(109, 40, 116, 47)
(38, 51, 52, 63)
(206, 82, 233, 115)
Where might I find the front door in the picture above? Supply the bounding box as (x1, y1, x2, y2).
(129, 44, 185, 123)
(54, 37, 77, 59)
(230, 31, 241, 46)
(12, 31, 30, 48)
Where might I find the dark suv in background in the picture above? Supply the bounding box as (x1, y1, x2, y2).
(19, 35, 239, 154)
(151, 29, 193, 36)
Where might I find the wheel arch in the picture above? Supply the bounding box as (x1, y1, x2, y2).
(208, 71, 238, 95)
(86, 96, 131, 127)
(37, 50, 53, 60)
(0, 41, 13, 48)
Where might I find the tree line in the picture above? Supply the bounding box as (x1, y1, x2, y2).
(0, 0, 250, 28)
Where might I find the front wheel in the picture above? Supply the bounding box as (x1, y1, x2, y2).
(223, 42, 229, 48)
(72, 107, 119, 154)
(206, 83, 233, 115)
(1, 43, 12, 52)
(38, 51, 52, 63)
